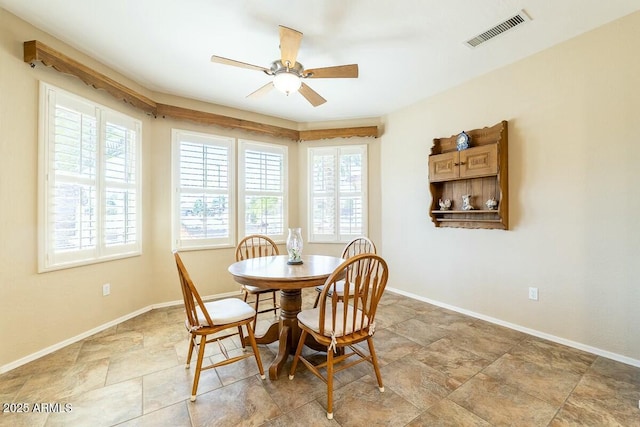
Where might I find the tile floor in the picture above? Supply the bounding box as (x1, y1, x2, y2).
(1, 289, 639, 426)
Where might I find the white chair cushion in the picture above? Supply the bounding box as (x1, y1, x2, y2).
(297, 303, 369, 338)
(244, 284, 276, 294)
(195, 298, 256, 326)
(315, 280, 354, 296)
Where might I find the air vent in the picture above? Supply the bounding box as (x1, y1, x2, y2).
(465, 10, 532, 48)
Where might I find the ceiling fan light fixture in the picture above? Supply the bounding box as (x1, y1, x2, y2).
(273, 71, 301, 95)
(211, 27, 357, 107)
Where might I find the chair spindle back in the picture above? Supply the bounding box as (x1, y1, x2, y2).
(341, 236, 376, 259)
(236, 234, 280, 261)
(318, 253, 388, 338)
(174, 251, 214, 329)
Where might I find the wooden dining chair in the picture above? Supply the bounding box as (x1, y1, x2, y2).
(235, 234, 280, 324)
(289, 253, 389, 420)
(173, 251, 265, 402)
(313, 236, 377, 308)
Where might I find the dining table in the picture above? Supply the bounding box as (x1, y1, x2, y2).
(228, 254, 344, 380)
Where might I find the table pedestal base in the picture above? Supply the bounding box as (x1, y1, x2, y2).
(254, 289, 326, 379)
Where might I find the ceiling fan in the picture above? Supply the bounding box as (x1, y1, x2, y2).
(211, 25, 359, 107)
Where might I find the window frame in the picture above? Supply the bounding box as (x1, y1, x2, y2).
(237, 139, 288, 242)
(171, 129, 236, 251)
(307, 144, 368, 243)
(38, 82, 142, 272)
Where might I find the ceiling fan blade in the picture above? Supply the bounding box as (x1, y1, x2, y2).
(299, 82, 326, 107)
(211, 55, 270, 73)
(304, 64, 359, 78)
(247, 82, 274, 99)
(279, 25, 303, 67)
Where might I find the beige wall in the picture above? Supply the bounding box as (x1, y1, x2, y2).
(380, 12, 640, 363)
(0, 9, 154, 368)
(0, 8, 376, 369)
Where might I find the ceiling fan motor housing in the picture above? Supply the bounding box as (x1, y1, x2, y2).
(269, 60, 305, 77)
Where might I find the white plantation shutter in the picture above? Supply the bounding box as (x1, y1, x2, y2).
(238, 140, 287, 241)
(39, 83, 141, 271)
(310, 151, 336, 238)
(172, 130, 235, 249)
(309, 145, 367, 242)
(338, 149, 365, 236)
(49, 98, 97, 258)
(103, 115, 139, 251)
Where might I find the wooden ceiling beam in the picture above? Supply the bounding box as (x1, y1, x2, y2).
(156, 103, 300, 140)
(23, 40, 379, 141)
(24, 40, 157, 115)
(299, 126, 379, 141)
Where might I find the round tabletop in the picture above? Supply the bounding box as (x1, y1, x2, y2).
(228, 254, 344, 290)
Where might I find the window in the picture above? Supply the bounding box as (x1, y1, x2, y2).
(238, 140, 287, 241)
(172, 130, 235, 250)
(39, 82, 141, 271)
(308, 145, 367, 243)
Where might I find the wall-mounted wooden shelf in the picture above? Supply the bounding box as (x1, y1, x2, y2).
(428, 121, 508, 230)
(431, 210, 500, 214)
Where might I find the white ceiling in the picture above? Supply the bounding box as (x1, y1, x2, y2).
(2, 0, 639, 123)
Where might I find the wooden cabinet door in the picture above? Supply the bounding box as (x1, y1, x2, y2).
(459, 144, 498, 178)
(429, 151, 459, 182)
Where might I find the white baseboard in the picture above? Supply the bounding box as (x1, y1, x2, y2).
(0, 290, 239, 374)
(386, 287, 640, 368)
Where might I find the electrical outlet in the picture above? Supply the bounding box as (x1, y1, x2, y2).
(102, 283, 111, 296)
(528, 287, 538, 301)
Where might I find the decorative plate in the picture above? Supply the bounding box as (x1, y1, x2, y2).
(456, 131, 470, 151)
